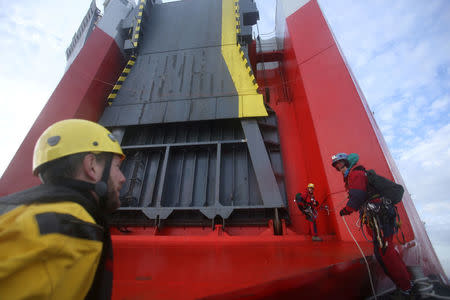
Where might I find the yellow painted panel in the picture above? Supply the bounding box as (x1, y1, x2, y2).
(242, 94, 267, 117)
(221, 0, 267, 118)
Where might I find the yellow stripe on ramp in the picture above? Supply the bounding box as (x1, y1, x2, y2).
(221, 0, 267, 118)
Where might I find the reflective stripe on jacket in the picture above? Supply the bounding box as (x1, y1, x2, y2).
(0, 184, 111, 300)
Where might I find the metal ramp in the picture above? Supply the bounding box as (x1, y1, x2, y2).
(99, 0, 288, 229)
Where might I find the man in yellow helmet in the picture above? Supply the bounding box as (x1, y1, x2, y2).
(0, 119, 126, 300)
(294, 183, 322, 241)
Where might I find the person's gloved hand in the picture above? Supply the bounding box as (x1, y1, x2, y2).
(339, 207, 352, 216)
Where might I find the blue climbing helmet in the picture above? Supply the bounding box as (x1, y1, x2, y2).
(331, 152, 349, 168)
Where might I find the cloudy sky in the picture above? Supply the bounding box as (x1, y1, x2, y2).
(0, 0, 449, 276)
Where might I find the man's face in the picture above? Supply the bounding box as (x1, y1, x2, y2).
(307, 187, 314, 194)
(106, 154, 126, 212)
(334, 161, 347, 174)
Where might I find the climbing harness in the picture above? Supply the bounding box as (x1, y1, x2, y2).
(303, 206, 318, 219)
(358, 196, 407, 251)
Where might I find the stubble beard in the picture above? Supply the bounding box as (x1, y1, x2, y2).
(105, 188, 121, 213)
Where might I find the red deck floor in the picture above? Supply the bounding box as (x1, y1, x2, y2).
(112, 231, 374, 299)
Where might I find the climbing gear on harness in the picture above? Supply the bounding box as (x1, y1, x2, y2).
(33, 119, 125, 175)
(303, 206, 318, 219)
(360, 202, 385, 250)
(349, 166, 407, 245)
(359, 198, 401, 252)
(394, 205, 407, 245)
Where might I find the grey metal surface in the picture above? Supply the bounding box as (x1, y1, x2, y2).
(240, 119, 284, 207)
(238, 0, 259, 44)
(97, 0, 136, 54)
(114, 118, 287, 224)
(99, 0, 289, 226)
(139, 0, 222, 53)
(257, 108, 287, 205)
(100, 0, 240, 126)
(240, 0, 259, 26)
(65, 0, 102, 69)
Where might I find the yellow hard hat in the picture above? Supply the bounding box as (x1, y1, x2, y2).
(33, 119, 125, 175)
(307, 183, 314, 189)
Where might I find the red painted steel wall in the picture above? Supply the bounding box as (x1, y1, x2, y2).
(0, 28, 126, 196)
(257, 66, 334, 237)
(274, 0, 413, 242)
(266, 0, 446, 281)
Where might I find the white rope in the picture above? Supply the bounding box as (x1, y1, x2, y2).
(423, 293, 450, 299)
(342, 216, 377, 299)
(413, 277, 450, 299)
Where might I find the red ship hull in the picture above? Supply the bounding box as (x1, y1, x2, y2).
(0, 1, 446, 299)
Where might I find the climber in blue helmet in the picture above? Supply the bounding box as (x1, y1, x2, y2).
(331, 152, 413, 295)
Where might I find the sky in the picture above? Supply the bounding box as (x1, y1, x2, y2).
(0, 0, 449, 277)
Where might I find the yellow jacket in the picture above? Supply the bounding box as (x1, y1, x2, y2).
(0, 185, 107, 300)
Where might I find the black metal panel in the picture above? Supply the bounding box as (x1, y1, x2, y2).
(161, 148, 216, 208)
(99, 0, 242, 126)
(139, 0, 222, 53)
(115, 119, 287, 225)
(140, 102, 168, 124)
(139, 151, 163, 207)
(164, 100, 191, 123)
(216, 97, 239, 119)
(219, 143, 262, 207)
(238, 0, 258, 44)
(190, 98, 216, 121)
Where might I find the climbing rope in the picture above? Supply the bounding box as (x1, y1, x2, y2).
(342, 215, 377, 299)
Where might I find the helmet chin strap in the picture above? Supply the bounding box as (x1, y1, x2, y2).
(95, 155, 112, 209)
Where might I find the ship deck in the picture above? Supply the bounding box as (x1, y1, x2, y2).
(112, 229, 375, 299)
